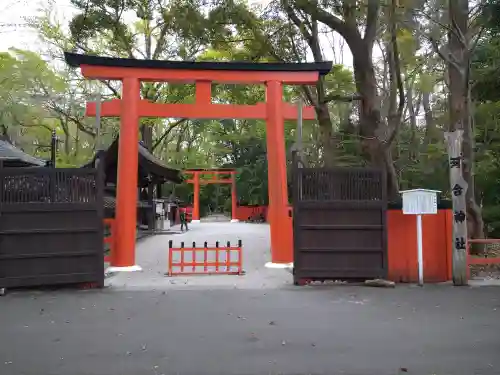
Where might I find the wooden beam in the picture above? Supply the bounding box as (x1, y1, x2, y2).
(81, 65, 320, 85)
(86, 99, 317, 120)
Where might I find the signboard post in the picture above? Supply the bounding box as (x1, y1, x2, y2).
(400, 189, 441, 286)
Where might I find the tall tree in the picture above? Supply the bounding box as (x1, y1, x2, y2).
(447, 0, 484, 240)
(426, 0, 487, 240)
(284, 0, 404, 197)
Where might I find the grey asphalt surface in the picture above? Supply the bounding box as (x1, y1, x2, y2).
(1, 285, 500, 375)
(2, 222, 500, 375)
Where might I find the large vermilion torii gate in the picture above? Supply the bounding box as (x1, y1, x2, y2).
(64, 52, 330, 271)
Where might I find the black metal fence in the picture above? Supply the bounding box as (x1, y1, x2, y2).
(292, 159, 388, 283)
(0, 165, 104, 289)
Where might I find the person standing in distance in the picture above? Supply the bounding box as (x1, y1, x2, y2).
(180, 206, 189, 232)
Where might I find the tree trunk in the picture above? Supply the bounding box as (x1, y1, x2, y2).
(141, 85, 154, 151)
(141, 122, 153, 150)
(291, 0, 398, 196)
(422, 91, 434, 146)
(448, 0, 485, 242)
(406, 83, 418, 161)
(280, 4, 336, 167)
(64, 131, 70, 156)
(316, 102, 336, 166)
(0, 124, 11, 143)
(353, 51, 399, 199)
(74, 127, 79, 158)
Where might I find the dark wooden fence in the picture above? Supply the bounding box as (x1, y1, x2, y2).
(292, 160, 388, 283)
(0, 165, 104, 289)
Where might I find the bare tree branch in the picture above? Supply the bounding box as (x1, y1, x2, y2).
(293, 0, 362, 46)
(414, 8, 466, 48)
(323, 94, 362, 103)
(364, 0, 379, 44)
(99, 80, 121, 98)
(302, 85, 318, 106)
(385, 0, 405, 148)
(428, 36, 464, 73)
(152, 118, 188, 151)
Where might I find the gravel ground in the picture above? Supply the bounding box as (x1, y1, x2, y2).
(106, 222, 292, 291)
(470, 243, 500, 280)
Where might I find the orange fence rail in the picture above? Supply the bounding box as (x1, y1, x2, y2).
(467, 238, 500, 278)
(103, 218, 115, 263)
(168, 240, 243, 276)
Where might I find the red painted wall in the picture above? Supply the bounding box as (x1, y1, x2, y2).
(186, 204, 452, 283)
(234, 205, 453, 283)
(387, 209, 452, 283)
(234, 205, 268, 222)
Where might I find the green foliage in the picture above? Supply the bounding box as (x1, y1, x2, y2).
(469, 0, 500, 236)
(0, 49, 62, 142)
(472, 36, 500, 102)
(0, 0, 494, 234)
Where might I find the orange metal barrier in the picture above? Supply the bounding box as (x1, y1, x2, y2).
(103, 218, 115, 263)
(168, 240, 243, 276)
(467, 239, 500, 279)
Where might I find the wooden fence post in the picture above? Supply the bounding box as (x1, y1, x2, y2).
(444, 131, 468, 285)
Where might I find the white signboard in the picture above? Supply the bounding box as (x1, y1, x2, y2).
(155, 202, 164, 215)
(401, 189, 440, 215)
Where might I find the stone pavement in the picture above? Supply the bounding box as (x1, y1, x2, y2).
(106, 222, 292, 290)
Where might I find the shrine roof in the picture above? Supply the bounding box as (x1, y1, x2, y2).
(64, 52, 332, 76)
(0, 140, 46, 167)
(82, 137, 182, 185)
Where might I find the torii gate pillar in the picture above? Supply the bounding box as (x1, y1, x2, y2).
(266, 81, 293, 264)
(112, 77, 141, 270)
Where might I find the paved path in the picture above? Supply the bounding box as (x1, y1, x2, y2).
(1, 285, 499, 375)
(106, 222, 292, 290)
(3, 222, 500, 374)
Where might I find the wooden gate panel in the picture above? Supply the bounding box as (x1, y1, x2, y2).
(0, 167, 104, 289)
(297, 207, 382, 226)
(1, 206, 98, 231)
(298, 227, 384, 249)
(293, 164, 387, 282)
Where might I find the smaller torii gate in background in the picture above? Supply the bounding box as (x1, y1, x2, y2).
(184, 169, 238, 223)
(64, 52, 330, 271)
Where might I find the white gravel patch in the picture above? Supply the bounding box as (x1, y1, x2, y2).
(105, 222, 293, 290)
